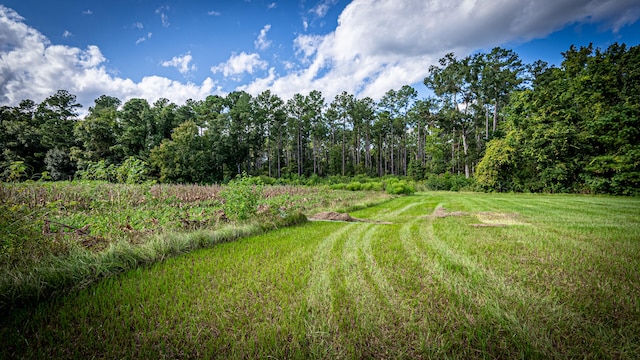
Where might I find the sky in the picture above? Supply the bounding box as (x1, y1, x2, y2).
(1, 0, 639, 112)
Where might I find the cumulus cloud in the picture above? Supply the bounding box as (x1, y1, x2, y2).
(62, 30, 73, 38)
(161, 52, 197, 74)
(240, 0, 640, 101)
(211, 52, 268, 78)
(254, 24, 272, 50)
(0, 6, 217, 108)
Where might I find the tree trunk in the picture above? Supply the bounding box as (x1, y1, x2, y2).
(461, 127, 469, 178)
(485, 106, 490, 140)
(277, 132, 282, 178)
(492, 100, 499, 133)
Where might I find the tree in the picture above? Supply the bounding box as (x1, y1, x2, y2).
(45, 148, 76, 181)
(307, 90, 326, 176)
(328, 91, 354, 176)
(73, 95, 121, 166)
(0, 100, 44, 178)
(478, 47, 524, 136)
(254, 90, 286, 177)
(36, 90, 82, 152)
(114, 98, 153, 160)
(150, 121, 220, 183)
(379, 85, 417, 176)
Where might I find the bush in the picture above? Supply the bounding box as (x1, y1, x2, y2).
(76, 158, 149, 184)
(423, 173, 475, 191)
(384, 178, 415, 195)
(45, 148, 76, 181)
(346, 181, 363, 191)
(220, 173, 264, 221)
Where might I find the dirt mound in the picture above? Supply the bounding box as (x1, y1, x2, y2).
(309, 212, 392, 224)
(310, 211, 356, 222)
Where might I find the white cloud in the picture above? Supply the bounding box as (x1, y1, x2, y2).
(161, 52, 197, 74)
(155, 6, 170, 27)
(254, 24, 272, 50)
(294, 34, 322, 61)
(62, 30, 73, 38)
(310, 0, 338, 18)
(82, 10, 93, 15)
(0, 5, 218, 109)
(267, 3, 277, 10)
(133, 22, 143, 29)
(211, 52, 268, 78)
(240, 0, 640, 101)
(135, 32, 152, 45)
(208, 10, 221, 16)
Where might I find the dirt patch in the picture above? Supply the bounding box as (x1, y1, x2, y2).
(476, 212, 528, 226)
(308, 212, 392, 224)
(429, 207, 528, 227)
(431, 207, 468, 218)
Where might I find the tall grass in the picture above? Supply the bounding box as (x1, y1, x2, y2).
(0, 181, 390, 313)
(0, 213, 307, 313)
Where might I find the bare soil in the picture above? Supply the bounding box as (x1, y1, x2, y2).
(308, 212, 392, 224)
(430, 207, 528, 227)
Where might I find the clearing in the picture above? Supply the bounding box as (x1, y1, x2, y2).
(2, 192, 639, 359)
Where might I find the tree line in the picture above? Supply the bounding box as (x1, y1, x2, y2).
(1, 43, 638, 194)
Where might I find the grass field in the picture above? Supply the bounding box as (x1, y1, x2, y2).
(2, 192, 639, 358)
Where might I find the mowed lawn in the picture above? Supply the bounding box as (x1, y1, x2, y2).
(2, 192, 639, 359)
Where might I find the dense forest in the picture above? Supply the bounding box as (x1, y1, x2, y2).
(1, 43, 638, 195)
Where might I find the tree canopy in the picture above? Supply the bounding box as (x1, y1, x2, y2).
(1, 43, 638, 195)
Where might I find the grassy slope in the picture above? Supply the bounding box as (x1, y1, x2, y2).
(2, 192, 639, 358)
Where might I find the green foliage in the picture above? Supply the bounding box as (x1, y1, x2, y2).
(44, 148, 76, 181)
(346, 181, 363, 191)
(0, 202, 51, 267)
(423, 172, 475, 191)
(477, 43, 640, 194)
(76, 157, 149, 184)
(384, 178, 415, 195)
(115, 157, 149, 184)
(6, 161, 28, 182)
(475, 137, 517, 191)
(76, 160, 115, 182)
(2, 43, 638, 196)
(149, 120, 221, 184)
(219, 173, 264, 221)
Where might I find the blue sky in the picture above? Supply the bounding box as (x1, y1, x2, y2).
(1, 0, 639, 110)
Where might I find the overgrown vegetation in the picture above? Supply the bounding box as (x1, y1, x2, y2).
(2, 193, 638, 358)
(0, 180, 391, 311)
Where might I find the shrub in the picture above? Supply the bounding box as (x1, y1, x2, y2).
(114, 157, 149, 184)
(45, 148, 76, 181)
(346, 181, 363, 191)
(220, 173, 264, 221)
(384, 178, 415, 195)
(423, 173, 475, 191)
